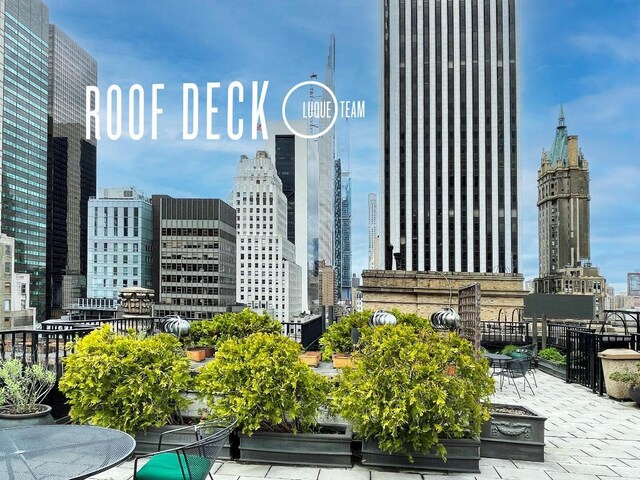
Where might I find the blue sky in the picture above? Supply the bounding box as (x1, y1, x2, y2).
(50, 0, 639, 294)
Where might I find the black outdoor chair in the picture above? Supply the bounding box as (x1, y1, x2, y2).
(496, 358, 536, 399)
(133, 418, 236, 480)
(514, 347, 538, 387)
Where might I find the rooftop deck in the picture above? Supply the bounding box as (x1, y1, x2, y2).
(90, 371, 640, 480)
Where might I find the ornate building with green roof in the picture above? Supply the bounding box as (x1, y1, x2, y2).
(534, 107, 606, 318)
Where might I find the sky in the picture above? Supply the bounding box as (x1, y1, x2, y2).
(49, 0, 639, 295)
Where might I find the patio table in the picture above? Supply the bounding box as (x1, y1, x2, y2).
(0, 424, 135, 480)
(482, 353, 511, 373)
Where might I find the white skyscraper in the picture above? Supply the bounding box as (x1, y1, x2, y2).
(368, 193, 378, 269)
(233, 151, 302, 321)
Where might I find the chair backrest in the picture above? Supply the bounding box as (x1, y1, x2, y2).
(507, 358, 531, 377)
(176, 418, 237, 480)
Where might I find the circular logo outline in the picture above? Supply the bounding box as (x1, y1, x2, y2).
(281, 80, 338, 139)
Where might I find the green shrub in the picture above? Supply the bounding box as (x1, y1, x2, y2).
(196, 333, 329, 435)
(500, 344, 519, 356)
(538, 347, 566, 366)
(187, 308, 281, 348)
(319, 309, 432, 360)
(610, 362, 640, 388)
(332, 325, 494, 460)
(59, 326, 192, 434)
(0, 359, 56, 414)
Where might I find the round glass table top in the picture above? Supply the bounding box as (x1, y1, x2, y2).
(0, 424, 135, 480)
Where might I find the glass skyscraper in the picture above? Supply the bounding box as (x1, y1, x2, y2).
(47, 25, 97, 318)
(0, 0, 50, 319)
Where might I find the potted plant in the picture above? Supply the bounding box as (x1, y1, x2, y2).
(537, 347, 566, 380)
(0, 359, 56, 428)
(480, 404, 547, 461)
(332, 324, 494, 473)
(59, 325, 193, 440)
(320, 310, 432, 368)
(609, 362, 640, 404)
(196, 333, 353, 467)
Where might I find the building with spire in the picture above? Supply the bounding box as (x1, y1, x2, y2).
(533, 107, 606, 317)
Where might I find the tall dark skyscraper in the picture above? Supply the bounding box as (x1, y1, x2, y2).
(269, 122, 310, 312)
(274, 134, 296, 245)
(0, 0, 50, 319)
(47, 25, 97, 318)
(381, 0, 519, 274)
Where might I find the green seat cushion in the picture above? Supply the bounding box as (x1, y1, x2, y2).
(135, 452, 213, 480)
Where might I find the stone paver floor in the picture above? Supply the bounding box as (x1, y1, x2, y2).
(90, 371, 640, 479)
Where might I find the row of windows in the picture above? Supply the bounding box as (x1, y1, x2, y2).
(92, 254, 140, 264)
(161, 228, 220, 237)
(160, 263, 220, 272)
(161, 286, 220, 296)
(239, 269, 286, 276)
(163, 298, 221, 307)
(161, 243, 218, 250)
(240, 253, 279, 260)
(92, 278, 140, 288)
(91, 242, 144, 252)
(93, 267, 140, 276)
(93, 227, 140, 237)
(160, 275, 219, 283)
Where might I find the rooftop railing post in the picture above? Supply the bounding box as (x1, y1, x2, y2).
(532, 314, 538, 354)
(541, 314, 547, 350)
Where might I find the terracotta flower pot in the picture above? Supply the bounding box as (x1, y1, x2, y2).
(201, 347, 215, 358)
(186, 347, 206, 362)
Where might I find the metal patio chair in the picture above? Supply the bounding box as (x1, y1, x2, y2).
(496, 358, 536, 399)
(133, 418, 236, 480)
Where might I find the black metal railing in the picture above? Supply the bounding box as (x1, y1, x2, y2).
(546, 323, 592, 350)
(41, 317, 162, 334)
(480, 321, 530, 346)
(566, 328, 637, 395)
(282, 316, 325, 350)
(0, 328, 94, 379)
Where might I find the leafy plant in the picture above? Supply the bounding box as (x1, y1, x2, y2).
(196, 333, 329, 436)
(332, 325, 494, 460)
(610, 362, 640, 388)
(319, 309, 432, 360)
(59, 326, 192, 434)
(500, 344, 519, 356)
(187, 308, 281, 348)
(538, 347, 566, 366)
(0, 359, 55, 414)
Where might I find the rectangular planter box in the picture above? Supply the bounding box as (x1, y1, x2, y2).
(361, 438, 480, 473)
(239, 424, 352, 467)
(480, 404, 546, 462)
(332, 353, 353, 369)
(300, 351, 322, 367)
(537, 358, 566, 381)
(135, 425, 233, 460)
